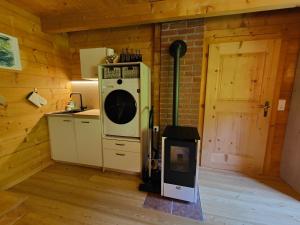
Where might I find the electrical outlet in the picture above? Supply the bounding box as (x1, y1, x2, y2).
(153, 126, 159, 132)
(278, 99, 286, 111)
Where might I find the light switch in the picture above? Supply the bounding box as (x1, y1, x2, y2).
(278, 99, 286, 111)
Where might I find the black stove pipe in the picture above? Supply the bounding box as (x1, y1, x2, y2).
(169, 40, 187, 126)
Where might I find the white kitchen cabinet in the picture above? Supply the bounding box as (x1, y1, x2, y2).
(103, 148, 140, 172)
(74, 118, 102, 167)
(80, 48, 108, 79)
(102, 138, 141, 172)
(48, 116, 78, 163)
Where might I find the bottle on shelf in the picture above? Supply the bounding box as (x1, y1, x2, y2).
(130, 49, 135, 62)
(118, 48, 143, 63)
(138, 49, 143, 62)
(119, 48, 125, 63)
(125, 48, 131, 62)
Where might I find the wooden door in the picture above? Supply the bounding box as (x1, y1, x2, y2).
(202, 39, 281, 174)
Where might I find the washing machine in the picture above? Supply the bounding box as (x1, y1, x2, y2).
(101, 77, 140, 138)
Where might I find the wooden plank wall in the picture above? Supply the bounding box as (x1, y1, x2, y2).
(0, 1, 71, 190)
(0, 5, 291, 179)
(201, 9, 300, 176)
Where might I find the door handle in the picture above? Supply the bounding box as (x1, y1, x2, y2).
(81, 121, 90, 124)
(258, 101, 270, 117)
(115, 153, 125, 156)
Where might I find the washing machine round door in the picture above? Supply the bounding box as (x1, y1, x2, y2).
(104, 90, 137, 124)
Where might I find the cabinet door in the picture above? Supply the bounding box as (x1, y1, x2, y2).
(80, 48, 107, 79)
(74, 118, 102, 167)
(48, 117, 78, 163)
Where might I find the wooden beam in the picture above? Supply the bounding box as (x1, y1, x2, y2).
(41, 0, 300, 33)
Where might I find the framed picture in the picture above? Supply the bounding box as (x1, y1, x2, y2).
(0, 32, 22, 70)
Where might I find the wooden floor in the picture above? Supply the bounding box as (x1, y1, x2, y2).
(199, 168, 300, 225)
(8, 163, 300, 225)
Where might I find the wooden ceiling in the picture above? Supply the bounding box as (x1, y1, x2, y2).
(7, 0, 88, 16)
(7, 0, 153, 17)
(7, 0, 300, 33)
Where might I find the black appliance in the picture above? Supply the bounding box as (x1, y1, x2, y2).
(163, 126, 199, 188)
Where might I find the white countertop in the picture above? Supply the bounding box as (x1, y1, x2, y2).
(73, 109, 100, 119)
(47, 109, 100, 119)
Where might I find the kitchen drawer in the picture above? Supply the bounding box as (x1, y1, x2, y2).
(102, 138, 140, 153)
(103, 148, 141, 172)
(163, 183, 196, 202)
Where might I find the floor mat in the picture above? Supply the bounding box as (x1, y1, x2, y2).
(143, 190, 203, 221)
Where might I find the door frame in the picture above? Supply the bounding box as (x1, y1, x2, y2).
(198, 34, 285, 175)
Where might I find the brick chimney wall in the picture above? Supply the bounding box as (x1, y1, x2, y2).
(159, 19, 204, 131)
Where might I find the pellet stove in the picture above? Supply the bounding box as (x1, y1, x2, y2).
(161, 126, 200, 202)
(161, 40, 200, 203)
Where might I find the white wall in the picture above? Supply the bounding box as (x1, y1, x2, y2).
(71, 81, 99, 109)
(280, 54, 300, 193)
